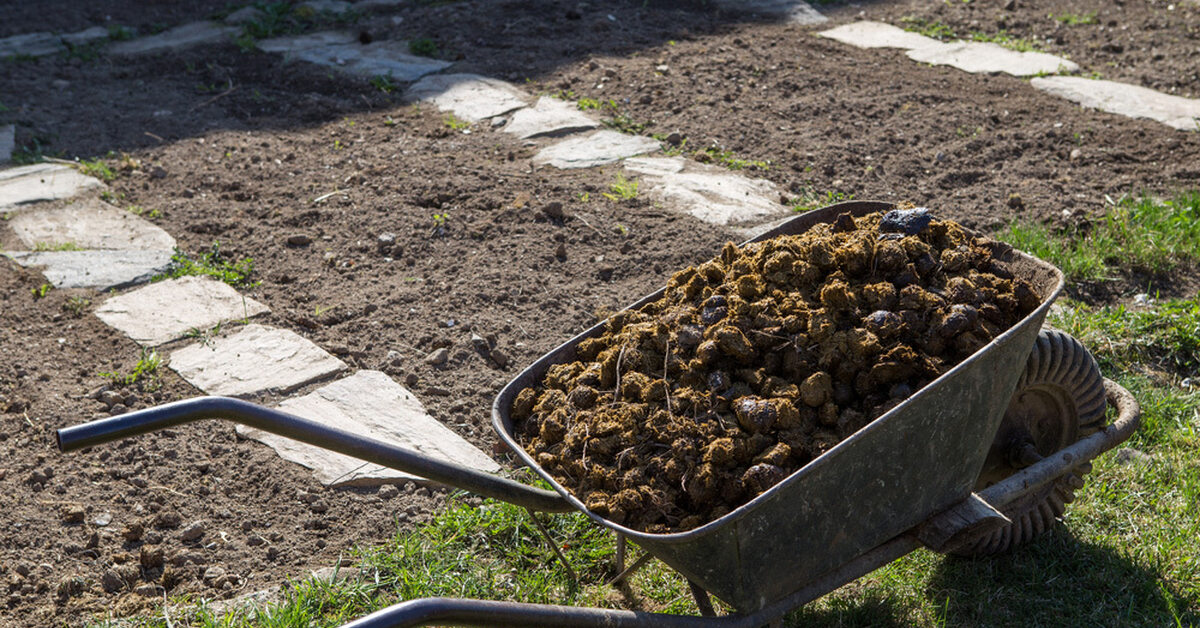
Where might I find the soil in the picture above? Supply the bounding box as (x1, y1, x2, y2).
(0, 0, 1197, 624)
(512, 211, 1040, 532)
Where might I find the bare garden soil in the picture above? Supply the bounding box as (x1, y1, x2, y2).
(0, 0, 1197, 624)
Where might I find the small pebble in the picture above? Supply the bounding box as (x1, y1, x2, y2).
(425, 348, 449, 367)
(286, 234, 312, 246)
(180, 521, 207, 542)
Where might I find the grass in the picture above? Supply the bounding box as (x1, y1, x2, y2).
(99, 348, 163, 389)
(899, 16, 1043, 52)
(77, 158, 115, 182)
(997, 192, 1200, 282)
(369, 74, 396, 94)
(693, 146, 769, 171)
(790, 189, 854, 213)
(30, 282, 52, 300)
(408, 38, 439, 58)
(32, 241, 82, 251)
(235, 1, 361, 48)
(1054, 11, 1098, 25)
(63, 295, 91, 317)
(154, 242, 258, 288)
(602, 174, 639, 201)
(443, 114, 470, 131)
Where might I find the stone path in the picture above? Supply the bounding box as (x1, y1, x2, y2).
(238, 370, 502, 487)
(170, 324, 349, 398)
(817, 20, 1199, 131)
(1, 159, 504, 492)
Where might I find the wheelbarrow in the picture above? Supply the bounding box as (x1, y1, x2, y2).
(56, 201, 1141, 628)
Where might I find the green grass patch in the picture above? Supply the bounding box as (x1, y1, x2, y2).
(32, 241, 82, 251)
(77, 158, 115, 181)
(99, 348, 163, 389)
(997, 192, 1200, 282)
(602, 174, 639, 201)
(899, 16, 1043, 52)
(408, 37, 439, 58)
(1054, 11, 1098, 25)
(790, 188, 854, 213)
(155, 242, 258, 288)
(1052, 297, 1200, 376)
(693, 146, 769, 171)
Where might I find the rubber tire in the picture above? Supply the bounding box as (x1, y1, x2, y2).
(951, 329, 1107, 557)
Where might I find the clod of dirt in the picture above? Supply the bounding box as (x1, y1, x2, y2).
(513, 211, 1041, 533)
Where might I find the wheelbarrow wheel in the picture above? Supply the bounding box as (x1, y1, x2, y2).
(952, 328, 1107, 557)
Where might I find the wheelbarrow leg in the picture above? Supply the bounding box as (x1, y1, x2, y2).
(689, 581, 717, 617)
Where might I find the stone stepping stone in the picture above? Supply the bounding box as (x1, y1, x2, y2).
(169, 324, 348, 398)
(258, 32, 451, 81)
(108, 22, 238, 56)
(0, 32, 67, 58)
(405, 73, 528, 122)
(6, 249, 174, 290)
(299, 0, 352, 13)
(94, 276, 269, 346)
(8, 197, 176, 250)
(711, 0, 827, 25)
(256, 31, 359, 53)
(1, 125, 12, 164)
(906, 41, 1078, 77)
(623, 156, 786, 226)
(818, 21, 942, 50)
(502, 96, 599, 139)
(61, 26, 110, 48)
(236, 370, 501, 487)
(0, 164, 105, 211)
(0, 27, 108, 58)
(1031, 76, 1200, 131)
(533, 130, 660, 169)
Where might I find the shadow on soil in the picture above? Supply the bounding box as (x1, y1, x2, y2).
(785, 526, 1196, 627)
(0, 0, 859, 159)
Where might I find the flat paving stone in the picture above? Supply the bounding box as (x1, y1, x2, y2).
(108, 22, 238, 56)
(6, 249, 173, 290)
(8, 197, 176, 250)
(224, 6, 266, 24)
(623, 156, 786, 226)
(296, 40, 450, 80)
(299, 0, 352, 13)
(711, 0, 827, 24)
(533, 130, 660, 169)
(257, 31, 358, 53)
(0, 164, 105, 211)
(1031, 76, 1200, 131)
(95, 276, 270, 346)
(818, 21, 941, 50)
(405, 74, 528, 122)
(0, 32, 64, 57)
(259, 33, 452, 81)
(61, 26, 109, 48)
(170, 324, 347, 398)
(907, 41, 1078, 77)
(237, 370, 501, 487)
(0, 125, 12, 163)
(503, 96, 599, 139)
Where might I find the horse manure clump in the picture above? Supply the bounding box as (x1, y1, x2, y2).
(512, 210, 1042, 533)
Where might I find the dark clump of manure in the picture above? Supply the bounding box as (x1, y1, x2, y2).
(512, 210, 1041, 533)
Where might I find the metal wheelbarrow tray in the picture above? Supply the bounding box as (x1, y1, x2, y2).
(56, 201, 1142, 628)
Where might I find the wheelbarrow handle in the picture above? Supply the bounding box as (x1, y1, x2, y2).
(56, 396, 573, 513)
